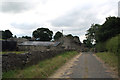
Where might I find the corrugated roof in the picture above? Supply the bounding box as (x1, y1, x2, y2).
(18, 41, 60, 46)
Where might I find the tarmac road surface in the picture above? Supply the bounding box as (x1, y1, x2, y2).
(50, 52, 118, 78)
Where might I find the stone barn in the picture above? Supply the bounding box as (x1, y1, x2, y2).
(18, 36, 83, 51)
(18, 41, 62, 51)
(8, 38, 28, 44)
(56, 36, 82, 51)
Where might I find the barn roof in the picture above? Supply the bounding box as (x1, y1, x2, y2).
(18, 41, 60, 46)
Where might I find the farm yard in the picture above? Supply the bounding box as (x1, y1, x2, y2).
(0, 0, 120, 79)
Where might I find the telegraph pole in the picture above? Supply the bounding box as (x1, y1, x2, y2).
(62, 30, 63, 34)
(118, 1, 120, 17)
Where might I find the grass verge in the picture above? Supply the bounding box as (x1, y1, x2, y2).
(0, 51, 28, 54)
(2, 51, 78, 78)
(96, 52, 118, 71)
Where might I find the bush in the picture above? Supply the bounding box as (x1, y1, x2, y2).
(95, 42, 106, 52)
(95, 34, 119, 55)
(106, 34, 119, 55)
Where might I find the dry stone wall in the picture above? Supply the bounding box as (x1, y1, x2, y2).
(2, 49, 72, 72)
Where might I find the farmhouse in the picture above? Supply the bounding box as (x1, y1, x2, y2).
(56, 36, 82, 50)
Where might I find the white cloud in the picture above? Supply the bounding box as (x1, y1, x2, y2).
(0, 2, 33, 13)
(0, 0, 119, 42)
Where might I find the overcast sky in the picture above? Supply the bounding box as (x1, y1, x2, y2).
(0, 0, 119, 42)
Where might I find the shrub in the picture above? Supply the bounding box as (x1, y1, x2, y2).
(106, 34, 119, 55)
(95, 42, 106, 52)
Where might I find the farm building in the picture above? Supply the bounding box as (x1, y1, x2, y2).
(8, 38, 28, 44)
(56, 36, 82, 50)
(18, 41, 62, 51)
(18, 36, 83, 51)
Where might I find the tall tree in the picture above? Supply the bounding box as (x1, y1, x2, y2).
(54, 31, 63, 40)
(66, 34, 73, 38)
(83, 39, 93, 48)
(84, 16, 120, 49)
(22, 36, 31, 39)
(74, 36, 81, 43)
(2, 30, 13, 39)
(14, 35, 17, 38)
(96, 16, 120, 42)
(85, 24, 101, 44)
(32, 28, 53, 41)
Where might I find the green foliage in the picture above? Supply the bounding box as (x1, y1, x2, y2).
(74, 36, 81, 43)
(106, 34, 119, 55)
(83, 39, 93, 48)
(95, 42, 106, 52)
(32, 28, 53, 41)
(97, 17, 120, 42)
(83, 24, 101, 48)
(2, 70, 18, 78)
(86, 24, 100, 43)
(2, 30, 13, 39)
(2, 51, 78, 78)
(54, 31, 63, 40)
(84, 16, 120, 54)
(95, 34, 119, 55)
(74, 36, 79, 39)
(66, 34, 73, 37)
(66, 34, 74, 39)
(0, 51, 28, 54)
(85, 16, 120, 48)
(14, 35, 17, 38)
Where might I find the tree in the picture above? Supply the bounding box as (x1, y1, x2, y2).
(96, 16, 120, 42)
(84, 16, 120, 50)
(74, 36, 81, 43)
(83, 39, 93, 48)
(2, 31, 5, 39)
(22, 36, 31, 39)
(32, 28, 53, 41)
(54, 31, 63, 40)
(2, 30, 13, 39)
(85, 16, 120, 45)
(66, 34, 73, 38)
(14, 35, 17, 38)
(85, 24, 100, 44)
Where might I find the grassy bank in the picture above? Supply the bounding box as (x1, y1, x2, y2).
(96, 52, 118, 71)
(3, 51, 78, 78)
